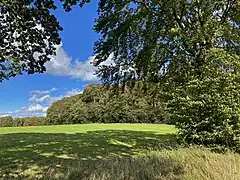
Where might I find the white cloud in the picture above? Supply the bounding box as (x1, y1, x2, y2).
(0, 114, 10, 118)
(25, 104, 48, 113)
(68, 56, 97, 81)
(0, 87, 85, 118)
(45, 44, 114, 81)
(29, 88, 60, 104)
(29, 94, 52, 103)
(45, 44, 72, 76)
(65, 88, 83, 97)
(0, 105, 48, 118)
(30, 88, 57, 96)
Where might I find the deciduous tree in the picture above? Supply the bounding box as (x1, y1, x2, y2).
(0, 0, 62, 81)
(70, 0, 240, 150)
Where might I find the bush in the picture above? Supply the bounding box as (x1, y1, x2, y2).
(13, 117, 45, 127)
(168, 49, 240, 152)
(0, 116, 13, 127)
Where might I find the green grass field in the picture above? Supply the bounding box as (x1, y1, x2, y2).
(0, 124, 176, 179)
(0, 124, 239, 180)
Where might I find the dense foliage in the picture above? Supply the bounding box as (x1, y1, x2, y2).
(46, 83, 167, 125)
(0, 116, 13, 127)
(0, 116, 45, 127)
(14, 117, 45, 126)
(62, 0, 240, 151)
(0, 0, 63, 81)
(168, 49, 240, 152)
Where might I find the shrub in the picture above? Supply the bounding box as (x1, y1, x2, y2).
(0, 116, 13, 127)
(168, 49, 240, 152)
(13, 117, 44, 126)
(13, 117, 45, 126)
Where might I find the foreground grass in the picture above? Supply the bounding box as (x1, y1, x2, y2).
(0, 124, 175, 179)
(0, 124, 239, 180)
(67, 148, 240, 180)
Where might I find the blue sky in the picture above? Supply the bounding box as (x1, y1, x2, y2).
(0, 2, 102, 117)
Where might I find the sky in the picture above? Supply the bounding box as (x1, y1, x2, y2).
(0, 2, 102, 117)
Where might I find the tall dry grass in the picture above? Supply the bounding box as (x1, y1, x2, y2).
(62, 148, 239, 180)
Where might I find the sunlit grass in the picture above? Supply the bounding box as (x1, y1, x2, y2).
(0, 124, 176, 179)
(0, 124, 239, 180)
(0, 123, 176, 134)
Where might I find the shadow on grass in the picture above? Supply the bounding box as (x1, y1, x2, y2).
(0, 130, 177, 179)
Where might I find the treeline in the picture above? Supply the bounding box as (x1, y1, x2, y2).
(46, 83, 168, 125)
(0, 83, 169, 127)
(0, 116, 45, 127)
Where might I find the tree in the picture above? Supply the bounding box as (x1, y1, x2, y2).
(46, 83, 166, 124)
(46, 93, 83, 125)
(167, 49, 240, 152)
(0, 0, 62, 82)
(0, 116, 13, 127)
(70, 0, 240, 150)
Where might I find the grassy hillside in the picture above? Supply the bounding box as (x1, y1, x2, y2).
(0, 124, 239, 180)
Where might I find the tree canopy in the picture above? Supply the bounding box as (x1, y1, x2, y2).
(90, 0, 240, 84)
(73, 0, 240, 151)
(46, 83, 167, 125)
(0, 0, 63, 81)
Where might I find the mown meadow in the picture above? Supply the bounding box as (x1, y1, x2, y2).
(0, 124, 239, 180)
